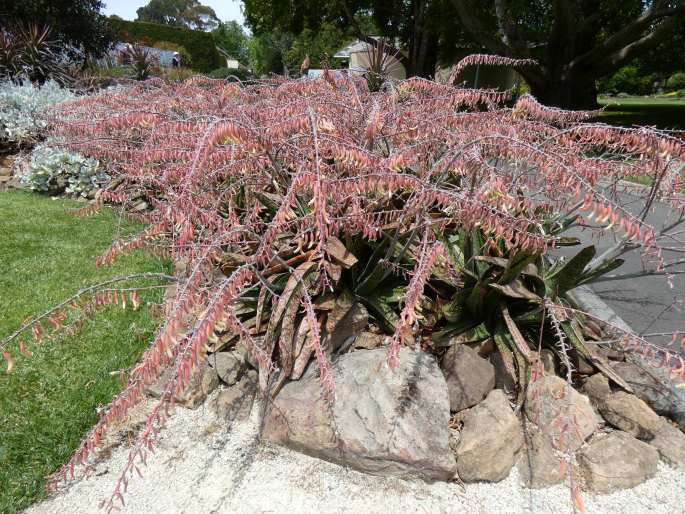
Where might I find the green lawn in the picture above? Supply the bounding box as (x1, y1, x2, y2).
(0, 190, 169, 513)
(596, 96, 685, 131)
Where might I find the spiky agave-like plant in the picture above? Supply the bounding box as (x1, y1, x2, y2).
(2, 56, 685, 509)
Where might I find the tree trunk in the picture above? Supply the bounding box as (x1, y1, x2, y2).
(528, 71, 599, 110)
(407, 32, 438, 78)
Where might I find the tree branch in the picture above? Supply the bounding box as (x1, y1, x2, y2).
(570, 2, 685, 71)
(450, 0, 510, 54)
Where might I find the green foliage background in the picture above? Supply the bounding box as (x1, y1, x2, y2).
(109, 18, 222, 72)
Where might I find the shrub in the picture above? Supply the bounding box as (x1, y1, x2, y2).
(0, 79, 73, 144)
(598, 65, 655, 96)
(18, 144, 108, 197)
(152, 40, 192, 68)
(4, 56, 685, 510)
(109, 18, 222, 72)
(666, 72, 685, 92)
(206, 66, 251, 82)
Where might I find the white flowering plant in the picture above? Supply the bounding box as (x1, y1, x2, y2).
(20, 144, 109, 197)
(0, 80, 74, 144)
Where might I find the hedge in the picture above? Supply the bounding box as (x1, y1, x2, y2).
(109, 18, 223, 72)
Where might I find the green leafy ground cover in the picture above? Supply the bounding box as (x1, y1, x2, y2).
(0, 190, 169, 512)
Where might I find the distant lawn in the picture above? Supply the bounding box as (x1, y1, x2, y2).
(0, 190, 170, 513)
(595, 96, 685, 131)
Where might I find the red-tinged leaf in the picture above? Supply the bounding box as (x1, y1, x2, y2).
(3, 352, 14, 373)
(19, 341, 33, 357)
(572, 484, 586, 514)
(131, 290, 140, 310)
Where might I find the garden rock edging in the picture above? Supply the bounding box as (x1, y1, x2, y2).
(569, 286, 685, 432)
(260, 347, 457, 481)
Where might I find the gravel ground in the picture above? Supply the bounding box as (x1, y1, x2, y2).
(25, 389, 685, 514)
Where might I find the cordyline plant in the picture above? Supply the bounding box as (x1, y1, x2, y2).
(3, 54, 685, 510)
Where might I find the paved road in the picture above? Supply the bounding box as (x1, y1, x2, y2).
(564, 185, 685, 341)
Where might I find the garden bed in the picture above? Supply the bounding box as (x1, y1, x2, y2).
(3, 60, 685, 512)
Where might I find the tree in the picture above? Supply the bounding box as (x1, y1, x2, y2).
(213, 21, 250, 63)
(449, 0, 685, 108)
(136, 0, 220, 31)
(249, 30, 294, 75)
(243, 0, 685, 109)
(282, 22, 357, 71)
(242, 0, 458, 78)
(0, 0, 114, 59)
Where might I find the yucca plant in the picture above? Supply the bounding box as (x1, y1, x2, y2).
(121, 44, 156, 81)
(0, 23, 68, 85)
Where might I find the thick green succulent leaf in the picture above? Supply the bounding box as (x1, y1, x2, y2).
(361, 293, 399, 333)
(489, 280, 541, 301)
(560, 320, 633, 392)
(547, 245, 596, 296)
(578, 258, 624, 286)
(431, 318, 482, 346)
(500, 251, 538, 284)
(493, 330, 517, 382)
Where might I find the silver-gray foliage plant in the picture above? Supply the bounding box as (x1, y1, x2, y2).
(0, 80, 74, 143)
(21, 144, 109, 197)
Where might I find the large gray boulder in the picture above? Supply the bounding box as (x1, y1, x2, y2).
(578, 432, 658, 493)
(456, 389, 524, 482)
(612, 361, 685, 432)
(441, 344, 495, 412)
(517, 425, 565, 488)
(598, 392, 662, 440)
(262, 347, 457, 480)
(207, 350, 246, 386)
(650, 419, 685, 468)
(525, 375, 597, 451)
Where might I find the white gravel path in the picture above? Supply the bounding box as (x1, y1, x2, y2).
(25, 389, 685, 514)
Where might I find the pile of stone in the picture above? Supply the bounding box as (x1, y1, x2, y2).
(144, 296, 685, 493)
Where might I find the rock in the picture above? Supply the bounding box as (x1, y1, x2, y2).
(324, 296, 369, 354)
(212, 370, 258, 423)
(490, 351, 516, 394)
(237, 336, 263, 370)
(517, 426, 565, 488)
(145, 361, 219, 409)
(578, 432, 658, 493)
(582, 373, 611, 403)
(207, 351, 245, 385)
(525, 376, 597, 451)
(649, 419, 685, 468)
(354, 332, 386, 350)
(598, 392, 662, 440)
(540, 349, 556, 375)
(442, 344, 495, 412)
(611, 361, 685, 431)
(575, 355, 594, 375)
(262, 347, 456, 480)
(455, 389, 524, 482)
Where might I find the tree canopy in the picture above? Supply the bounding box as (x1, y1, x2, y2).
(136, 0, 220, 31)
(213, 21, 250, 63)
(242, 0, 685, 108)
(0, 0, 114, 58)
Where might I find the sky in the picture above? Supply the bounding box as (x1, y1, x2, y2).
(102, 0, 245, 24)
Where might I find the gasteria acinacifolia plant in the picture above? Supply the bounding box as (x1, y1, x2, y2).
(2, 54, 685, 510)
